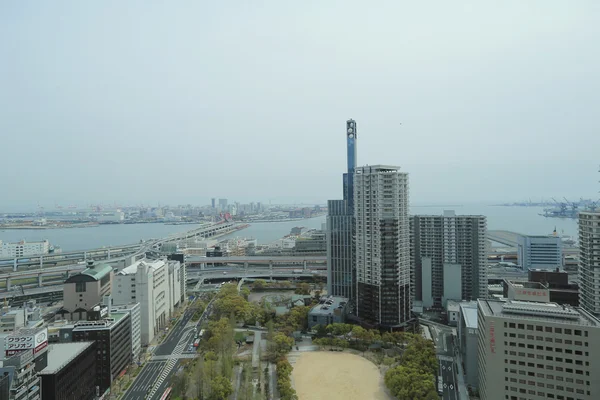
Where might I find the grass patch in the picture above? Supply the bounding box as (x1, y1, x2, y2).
(234, 331, 253, 342)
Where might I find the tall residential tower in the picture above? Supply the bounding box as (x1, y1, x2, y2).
(327, 119, 357, 302)
(578, 210, 600, 317)
(355, 165, 411, 328)
(411, 211, 487, 308)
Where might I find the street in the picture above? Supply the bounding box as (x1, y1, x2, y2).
(423, 320, 459, 400)
(123, 299, 213, 400)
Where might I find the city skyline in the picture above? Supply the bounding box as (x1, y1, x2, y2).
(2, 2, 600, 211)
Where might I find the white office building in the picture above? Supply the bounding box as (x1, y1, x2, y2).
(517, 234, 562, 270)
(411, 211, 487, 308)
(477, 299, 600, 400)
(355, 165, 411, 328)
(579, 211, 600, 317)
(110, 302, 142, 362)
(112, 258, 184, 345)
(0, 240, 50, 258)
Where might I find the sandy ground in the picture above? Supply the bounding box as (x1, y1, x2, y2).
(291, 352, 392, 400)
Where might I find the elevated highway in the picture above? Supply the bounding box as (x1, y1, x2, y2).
(0, 222, 245, 273)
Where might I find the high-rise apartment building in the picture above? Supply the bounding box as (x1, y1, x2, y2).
(327, 119, 357, 303)
(411, 211, 487, 308)
(578, 211, 600, 316)
(477, 299, 600, 400)
(355, 165, 411, 328)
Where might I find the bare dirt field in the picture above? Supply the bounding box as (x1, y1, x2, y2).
(291, 351, 392, 400)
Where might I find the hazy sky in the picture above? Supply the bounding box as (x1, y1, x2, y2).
(1, 1, 599, 210)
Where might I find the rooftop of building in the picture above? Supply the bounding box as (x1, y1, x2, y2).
(80, 263, 113, 281)
(459, 302, 479, 329)
(117, 259, 166, 275)
(309, 296, 349, 316)
(72, 312, 128, 331)
(446, 300, 461, 313)
(506, 280, 548, 290)
(38, 341, 94, 375)
(355, 164, 401, 173)
(477, 299, 600, 327)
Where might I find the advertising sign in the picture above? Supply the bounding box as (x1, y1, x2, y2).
(5, 334, 34, 350)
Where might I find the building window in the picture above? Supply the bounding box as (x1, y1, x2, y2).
(76, 282, 86, 292)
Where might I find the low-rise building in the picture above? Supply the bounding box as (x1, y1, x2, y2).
(477, 299, 600, 400)
(308, 296, 349, 329)
(60, 261, 114, 321)
(0, 302, 43, 333)
(446, 300, 461, 326)
(39, 341, 96, 400)
(71, 312, 132, 396)
(0, 240, 50, 258)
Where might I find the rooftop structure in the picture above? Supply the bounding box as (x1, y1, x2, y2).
(38, 341, 94, 375)
(308, 296, 349, 329)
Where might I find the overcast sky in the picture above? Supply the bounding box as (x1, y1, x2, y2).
(1, 1, 599, 211)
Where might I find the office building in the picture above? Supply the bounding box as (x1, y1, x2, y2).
(39, 341, 96, 400)
(503, 274, 579, 307)
(111, 302, 142, 362)
(72, 312, 132, 396)
(113, 258, 182, 345)
(308, 296, 349, 329)
(218, 198, 228, 210)
(355, 165, 411, 328)
(0, 240, 50, 258)
(60, 261, 113, 321)
(578, 211, 600, 316)
(211, 198, 216, 208)
(0, 327, 49, 400)
(327, 119, 357, 303)
(458, 301, 479, 389)
(411, 211, 487, 308)
(517, 234, 562, 270)
(0, 373, 8, 399)
(528, 269, 579, 306)
(327, 200, 354, 300)
(477, 299, 600, 400)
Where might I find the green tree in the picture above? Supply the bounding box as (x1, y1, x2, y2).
(294, 282, 311, 295)
(253, 279, 267, 290)
(384, 364, 438, 400)
(208, 375, 233, 400)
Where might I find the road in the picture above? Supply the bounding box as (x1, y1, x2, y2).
(439, 357, 458, 400)
(123, 299, 213, 400)
(422, 320, 459, 400)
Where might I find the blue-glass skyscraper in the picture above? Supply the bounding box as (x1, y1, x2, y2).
(327, 119, 357, 303)
(343, 119, 357, 210)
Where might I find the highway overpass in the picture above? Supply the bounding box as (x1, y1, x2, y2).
(0, 222, 245, 273)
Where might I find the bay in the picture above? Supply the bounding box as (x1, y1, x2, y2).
(0, 205, 579, 252)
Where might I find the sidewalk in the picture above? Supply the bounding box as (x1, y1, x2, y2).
(452, 337, 470, 400)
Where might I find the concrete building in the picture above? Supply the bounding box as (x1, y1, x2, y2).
(61, 261, 114, 321)
(0, 302, 43, 333)
(458, 301, 479, 389)
(477, 299, 600, 400)
(528, 269, 579, 306)
(111, 303, 142, 362)
(411, 211, 487, 309)
(327, 200, 355, 301)
(72, 312, 132, 397)
(0, 327, 49, 400)
(39, 341, 96, 400)
(578, 211, 600, 317)
(517, 234, 562, 270)
(0, 348, 47, 400)
(327, 120, 358, 305)
(295, 230, 326, 254)
(355, 165, 411, 328)
(112, 259, 182, 344)
(218, 198, 228, 210)
(308, 296, 349, 329)
(0, 240, 50, 258)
